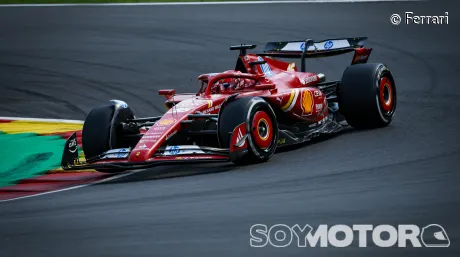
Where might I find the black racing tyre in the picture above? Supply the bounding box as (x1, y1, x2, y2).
(218, 97, 278, 165)
(338, 63, 397, 129)
(82, 100, 137, 173)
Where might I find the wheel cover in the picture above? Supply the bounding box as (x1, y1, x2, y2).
(251, 111, 273, 150)
(379, 77, 394, 113)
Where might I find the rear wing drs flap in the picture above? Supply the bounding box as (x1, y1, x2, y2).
(260, 37, 372, 72)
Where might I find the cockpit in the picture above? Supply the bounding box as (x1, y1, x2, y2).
(209, 77, 257, 94)
(197, 72, 261, 95)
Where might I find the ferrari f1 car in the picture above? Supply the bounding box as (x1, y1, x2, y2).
(61, 37, 397, 172)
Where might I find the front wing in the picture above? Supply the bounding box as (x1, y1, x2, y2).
(61, 132, 231, 171)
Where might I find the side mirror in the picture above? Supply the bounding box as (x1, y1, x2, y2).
(255, 84, 276, 90)
(159, 89, 176, 97)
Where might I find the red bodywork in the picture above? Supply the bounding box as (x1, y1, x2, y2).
(61, 38, 374, 171)
(125, 53, 331, 163)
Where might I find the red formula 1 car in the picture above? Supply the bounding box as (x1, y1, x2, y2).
(61, 37, 397, 172)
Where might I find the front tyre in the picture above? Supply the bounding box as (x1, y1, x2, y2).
(82, 100, 137, 173)
(338, 63, 397, 129)
(218, 97, 278, 165)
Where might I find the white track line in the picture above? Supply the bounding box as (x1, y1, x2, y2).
(0, 169, 146, 203)
(0, 0, 421, 8)
(0, 116, 84, 124)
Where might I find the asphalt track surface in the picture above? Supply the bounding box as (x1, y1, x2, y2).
(1, 1, 460, 256)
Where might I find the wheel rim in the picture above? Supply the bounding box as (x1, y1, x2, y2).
(251, 111, 273, 150)
(258, 118, 269, 139)
(379, 77, 394, 113)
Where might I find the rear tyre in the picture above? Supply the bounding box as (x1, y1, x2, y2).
(218, 97, 278, 165)
(82, 100, 137, 173)
(338, 63, 397, 129)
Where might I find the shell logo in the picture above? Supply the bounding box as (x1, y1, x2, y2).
(301, 90, 313, 116)
(158, 118, 176, 126)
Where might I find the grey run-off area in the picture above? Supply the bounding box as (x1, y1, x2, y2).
(0, 0, 459, 256)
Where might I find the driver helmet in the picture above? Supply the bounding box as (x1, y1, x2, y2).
(220, 78, 237, 93)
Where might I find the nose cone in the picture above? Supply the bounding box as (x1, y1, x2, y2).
(128, 116, 179, 162)
(128, 97, 224, 163)
(167, 98, 213, 114)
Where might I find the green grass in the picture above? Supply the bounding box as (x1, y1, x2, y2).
(0, 0, 246, 3)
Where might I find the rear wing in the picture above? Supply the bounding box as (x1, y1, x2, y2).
(260, 37, 372, 72)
